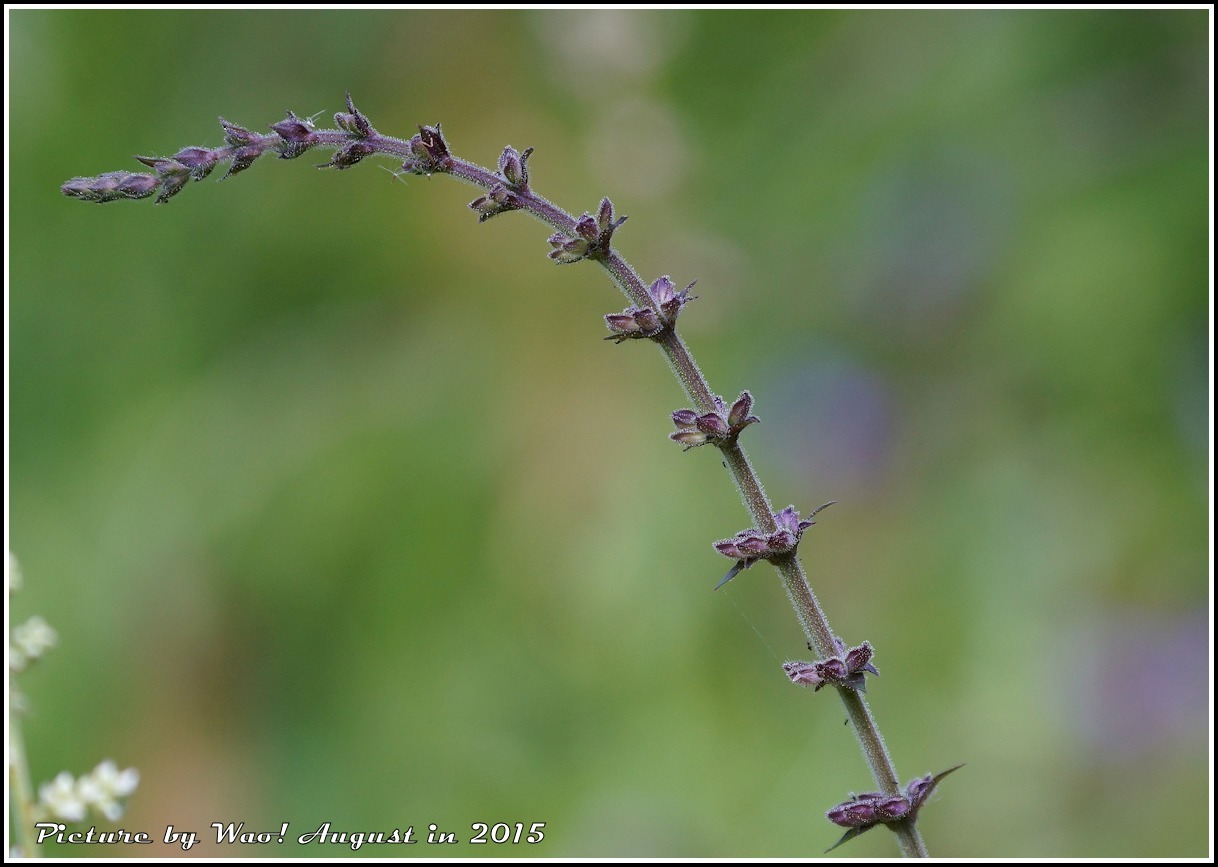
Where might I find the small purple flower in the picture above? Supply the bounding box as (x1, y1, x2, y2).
(785, 635, 877, 693)
(61, 171, 162, 204)
(827, 798, 878, 828)
(498, 145, 533, 190)
(844, 641, 878, 678)
(134, 156, 196, 203)
(332, 91, 374, 137)
(547, 197, 626, 264)
(695, 413, 730, 438)
(320, 139, 376, 171)
(114, 173, 160, 200)
(604, 276, 697, 343)
(781, 660, 822, 689)
(218, 117, 258, 146)
(727, 391, 755, 427)
(669, 391, 759, 451)
(271, 111, 319, 160)
(824, 765, 963, 852)
(170, 147, 221, 180)
(221, 144, 266, 179)
(401, 123, 452, 175)
(468, 183, 520, 222)
(547, 231, 590, 265)
(711, 501, 833, 589)
(632, 308, 661, 333)
(574, 213, 599, 243)
(271, 111, 317, 143)
(874, 796, 912, 822)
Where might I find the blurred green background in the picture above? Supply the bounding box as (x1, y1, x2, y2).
(8, 9, 1209, 858)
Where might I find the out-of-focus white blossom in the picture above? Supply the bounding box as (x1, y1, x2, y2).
(35, 761, 139, 824)
(10, 616, 57, 672)
(37, 772, 87, 822)
(77, 760, 140, 821)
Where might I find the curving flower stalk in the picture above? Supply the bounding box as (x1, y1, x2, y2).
(61, 93, 958, 857)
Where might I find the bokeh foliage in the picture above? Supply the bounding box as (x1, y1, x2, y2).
(8, 9, 1209, 857)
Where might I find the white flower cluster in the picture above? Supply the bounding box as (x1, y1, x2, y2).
(10, 615, 57, 672)
(36, 761, 140, 823)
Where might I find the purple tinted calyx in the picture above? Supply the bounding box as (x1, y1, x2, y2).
(824, 765, 964, 851)
(785, 636, 877, 693)
(711, 502, 830, 588)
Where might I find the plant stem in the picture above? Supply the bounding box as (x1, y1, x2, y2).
(61, 107, 932, 856)
(476, 155, 930, 857)
(9, 695, 42, 857)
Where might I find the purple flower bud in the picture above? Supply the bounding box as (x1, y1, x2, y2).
(633, 308, 661, 334)
(735, 534, 769, 556)
(498, 145, 532, 189)
(649, 276, 676, 305)
(403, 124, 451, 174)
(671, 409, 698, 428)
(116, 173, 159, 199)
(547, 232, 590, 264)
(222, 144, 265, 178)
(500, 148, 523, 184)
(905, 774, 934, 806)
(60, 176, 100, 201)
(333, 92, 374, 137)
(574, 214, 599, 243)
(595, 196, 627, 240)
(782, 660, 823, 688)
(218, 117, 258, 146)
(767, 529, 796, 552)
(844, 642, 876, 676)
(271, 114, 319, 160)
(727, 391, 754, 427)
(155, 172, 190, 204)
(773, 504, 800, 535)
(597, 196, 614, 232)
(272, 111, 318, 143)
(874, 796, 911, 822)
(90, 173, 122, 197)
(713, 540, 743, 559)
(605, 313, 641, 334)
(468, 184, 519, 222)
(62, 171, 163, 204)
(670, 430, 708, 449)
(827, 800, 877, 829)
(815, 657, 847, 682)
(694, 413, 730, 437)
(171, 147, 221, 180)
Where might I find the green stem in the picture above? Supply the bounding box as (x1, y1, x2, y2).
(9, 693, 42, 857)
